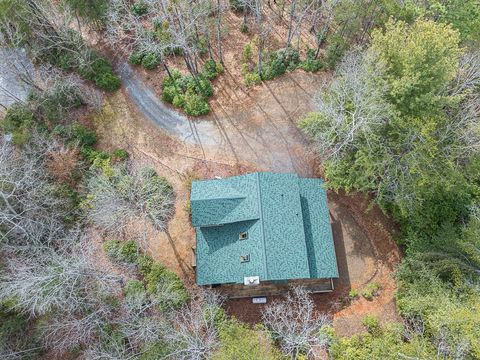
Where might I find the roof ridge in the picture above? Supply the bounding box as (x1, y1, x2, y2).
(255, 172, 268, 280)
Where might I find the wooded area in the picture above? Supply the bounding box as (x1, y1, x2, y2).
(0, 0, 479, 359)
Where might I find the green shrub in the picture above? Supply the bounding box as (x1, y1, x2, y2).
(161, 69, 214, 116)
(53, 123, 97, 148)
(202, 59, 223, 80)
(362, 282, 381, 300)
(242, 43, 253, 63)
(184, 91, 210, 116)
(172, 94, 185, 108)
(123, 279, 145, 297)
(299, 59, 323, 72)
(103, 239, 121, 260)
(1, 103, 34, 145)
(123, 279, 147, 309)
(119, 240, 139, 263)
(78, 55, 120, 91)
(103, 240, 138, 263)
(244, 72, 261, 86)
(95, 71, 121, 91)
(211, 319, 283, 360)
(131, 0, 148, 16)
(162, 85, 178, 104)
(112, 149, 129, 161)
(137, 254, 154, 275)
(349, 288, 359, 299)
(144, 263, 188, 310)
(129, 50, 145, 65)
(362, 315, 380, 334)
(141, 53, 160, 70)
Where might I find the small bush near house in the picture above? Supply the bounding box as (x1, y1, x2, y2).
(362, 315, 380, 334)
(362, 282, 381, 300)
(348, 288, 359, 299)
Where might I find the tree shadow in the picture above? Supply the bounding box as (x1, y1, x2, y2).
(165, 229, 190, 279)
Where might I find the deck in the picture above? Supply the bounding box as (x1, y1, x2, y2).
(214, 278, 334, 299)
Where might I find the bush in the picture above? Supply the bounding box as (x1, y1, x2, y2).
(211, 319, 283, 360)
(123, 279, 147, 309)
(362, 282, 381, 300)
(137, 254, 154, 275)
(95, 71, 121, 91)
(299, 59, 323, 72)
(54, 123, 97, 149)
(184, 91, 210, 116)
(112, 149, 129, 161)
(141, 53, 160, 70)
(129, 50, 144, 65)
(103, 240, 139, 264)
(144, 263, 188, 310)
(362, 315, 380, 334)
(161, 69, 215, 116)
(1, 103, 34, 145)
(244, 72, 261, 86)
(202, 59, 224, 80)
(349, 288, 359, 299)
(131, 0, 148, 16)
(78, 55, 121, 91)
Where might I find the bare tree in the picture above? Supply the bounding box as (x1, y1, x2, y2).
(0, 237, 121, 317)
(0, 136, 73, 250)
(262, 287, 331, 359)
(164, 289, 224, 360)
(0, 0, 99, 71)
(86, 163, 174, 235)
(301, 50, 391, 160)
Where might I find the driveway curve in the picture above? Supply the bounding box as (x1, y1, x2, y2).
(119, 63, 325, 175)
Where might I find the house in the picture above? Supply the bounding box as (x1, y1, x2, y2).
(190, 172, 338, 296)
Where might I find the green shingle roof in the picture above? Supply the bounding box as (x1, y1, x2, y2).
(191, 172, 338, 285)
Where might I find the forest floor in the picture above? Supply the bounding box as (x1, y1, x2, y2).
(87, 8, 402, 337)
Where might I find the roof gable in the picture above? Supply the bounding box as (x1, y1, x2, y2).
(191, 173, 260, 227)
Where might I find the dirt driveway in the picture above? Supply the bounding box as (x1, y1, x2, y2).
(95, 66, 401, 337)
